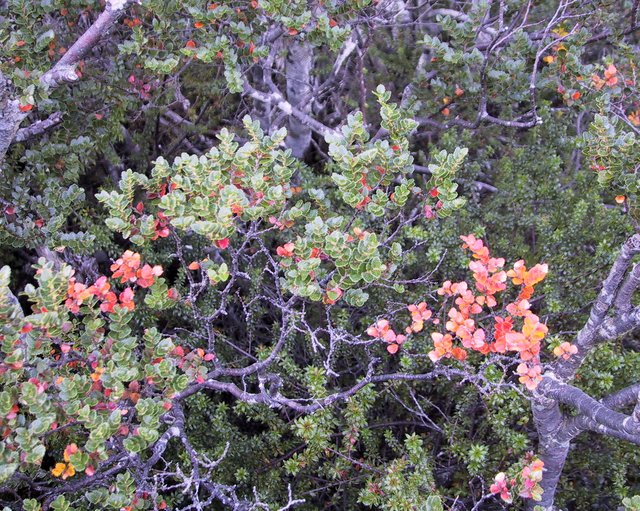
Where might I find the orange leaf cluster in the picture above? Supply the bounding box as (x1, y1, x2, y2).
(429, 332, 467, 361)
(52, 443, 79, 479)
(367, 235, 549, 390)
(276, 242, 295, 258)
(366, 319, 407, 354)
(552, 341, 578, 360)
(110, 250, 162, 287)
(406, 302, 432, 333)
(66, 252, 164, 314)
(592, 63, 618, 90)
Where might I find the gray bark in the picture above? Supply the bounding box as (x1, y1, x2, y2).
(0, 0, 133, 167)
(528, 234, 640, 510)
(0, 73, 28, 167)
(284, 41, 314, 159)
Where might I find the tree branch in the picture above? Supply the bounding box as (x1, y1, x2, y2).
(0, 0, 134, 165)
(14, 112, 64, 143)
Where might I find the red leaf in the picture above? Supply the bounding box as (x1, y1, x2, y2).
(215, 238, 230, 249)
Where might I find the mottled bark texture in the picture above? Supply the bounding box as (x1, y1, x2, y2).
(0, 0, 132, 166)
(0, 73, 27, 167)
(529, 234, 640, 510)
(284, 41, 314, 159)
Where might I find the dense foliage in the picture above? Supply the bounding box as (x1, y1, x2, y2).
(2, 1, 640, 510)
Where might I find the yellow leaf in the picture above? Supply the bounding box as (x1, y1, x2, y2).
(63, 464, 76, 479)
(51, 463, 66, 477)
(552, 27, 569, 37)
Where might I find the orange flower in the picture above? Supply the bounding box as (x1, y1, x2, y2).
(492, 316, 513, 353)
(445, 307, 477, 344)
(367, 319, 390, 338)
(505, 314, 547, 361)
(90, 367, 104, 382)
(460, 234, 489, 262)
(63, 443, 78, 462)
(461, 327, 486, 351)
(591, 74, 605, 90)
(366, 319, 406, 353)
(65, 278, 95, 313)
(99, 291, 118, 313)
(437, 280, 471, 297)
(506, 298, 531, 317)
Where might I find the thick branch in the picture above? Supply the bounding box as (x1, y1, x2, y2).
(538, 377, 640, 436)
(552, 233, 640, 380)
(614, 262, 640, 312)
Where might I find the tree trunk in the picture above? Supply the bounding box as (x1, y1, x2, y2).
(0, 73, 27, 166)
(284, 41, 314, 159)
